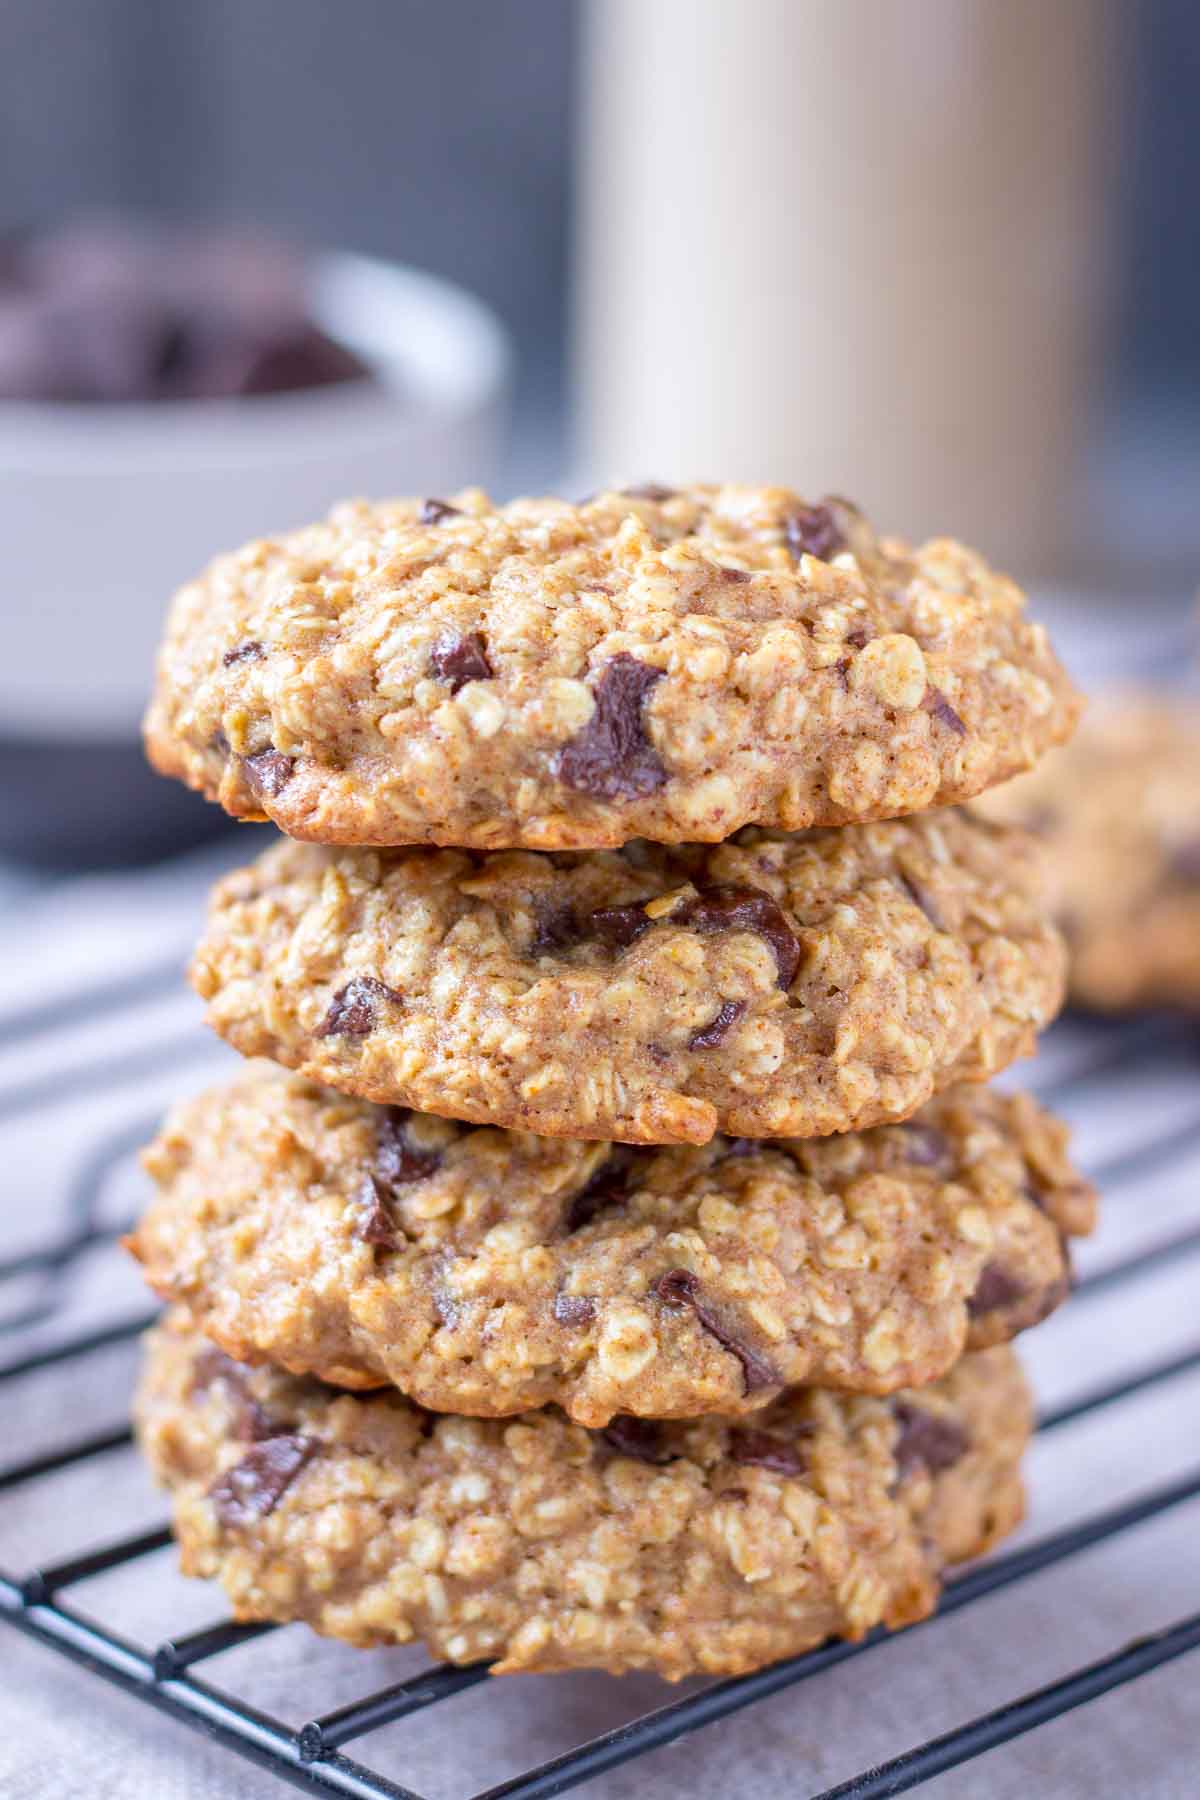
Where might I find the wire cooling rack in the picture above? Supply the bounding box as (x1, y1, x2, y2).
(0, 962, 1198, 1800)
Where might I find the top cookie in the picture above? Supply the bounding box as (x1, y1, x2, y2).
(975, 693, 1200, 1012)
(144, 485, 1081, 850)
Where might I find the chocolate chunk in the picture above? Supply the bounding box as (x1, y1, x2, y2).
(429, 629, 493, 692)
(967, 1260, 1027, 1317)
(188, 1353, 280, 1447)
(242, 747, 295, 798)
(556, 654, 667, 800)
(553, 1292, 597, 1326)
(621, 482, 675, 502)
(190, 1348, 279, 1442)
(316, 975, 403, 1038)
(375, 1107, 441, 1187)
(898, 872, 948, 932)
(355, 1173, 399, 1250)
(530, 899, 579, 956)
(783, 501, 843, 563)
(209, 1435, 316, 1528)
(222, 639, 265, 668)
(844, 628, 870, 649)
(232, 325, 368, 398)
(728, 1428, 808, 1475)
(688, 999, 746, 1050)
(601, 1416, 672, 1464)
(566, 1148, 641, 1232)
(673, 886, 801, 991)
(892, 1403, 968, 1481)
(419, 497, 462, 525)
(896, 1123, 953, 1170)
(1169, 840, 1200, 884)
(651, 1267, 778, 1394)
(922, 686, 967, 736)
(589, 901, 653, 951)
(191, 1344, 240, 1397)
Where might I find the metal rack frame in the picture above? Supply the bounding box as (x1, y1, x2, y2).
(1, 981, 1198, 1800)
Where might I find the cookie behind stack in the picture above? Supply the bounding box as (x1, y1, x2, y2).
(131, 483, 1091, 1678)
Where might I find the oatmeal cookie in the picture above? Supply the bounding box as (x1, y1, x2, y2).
(130, 1065, 1093, 1423)
(191, 810, 1065, 1145)
(976, 695, 1200, 1013)
(137, 1313, 1031, 1678)
(144, 485, 1080, 850)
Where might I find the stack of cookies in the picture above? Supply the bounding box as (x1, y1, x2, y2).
(130, 485, 1095, 1680)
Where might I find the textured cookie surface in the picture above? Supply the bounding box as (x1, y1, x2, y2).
(976, 695, 1200, 1013)
(131, 1064, 1093, 1423)
(144, 485, 1080, 850)
(192, 811, 1065, 1144)
(137, 1314, 1031, 1678)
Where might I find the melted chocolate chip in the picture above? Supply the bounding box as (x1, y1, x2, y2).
(673, 886, 801, 991)
(589, 901, 654, 951)
(967, 1261, 1027, 1317)
(651, 1267, 778, 1394)
(688, 999, 746, 1050)
(1169, 840, 1200, 884)
(316, 975, 403, 1038)
(190, 1348, 279, 1442)
(923, 686, 967, 736)
(375, 1108, 441, 1187)
(892, 1402, 968, 1479)
(621, 482, 675, 502)
(566, 1148, 640, 1232)
(191, 1344, 239, 1396)
(222, 639, 265, 668)
(898, 872, 948, 932)
(783, 502, 843, 563)
(242, 748, 294, 798)
(728, 1428, 808, 1475)
(556, 655, 667, 800)
(715, 566, 752, 584)
(429, 629, 493, 692)
(553, 1292, 597, 1326)
(896, 1123, 954, 1170)
(530, 899, 579, 957)
(601, 1416, 672, 1464)
(356, 1173, 399, 1250)
(209, 1435, 316, 1528)
(844, 628, 870, 649)
(419, 497, 461, 525)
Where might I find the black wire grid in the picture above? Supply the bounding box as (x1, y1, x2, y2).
(1, 975, 1199, 1800)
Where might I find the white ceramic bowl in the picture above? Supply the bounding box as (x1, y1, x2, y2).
(0, 253, 510, 862)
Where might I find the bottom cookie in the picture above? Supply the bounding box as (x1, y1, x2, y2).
(137, 1313, 1030, 1679)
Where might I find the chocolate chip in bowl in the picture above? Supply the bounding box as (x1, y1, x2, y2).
(0, 217, 509, 866)
(0, 217, 372, 405)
